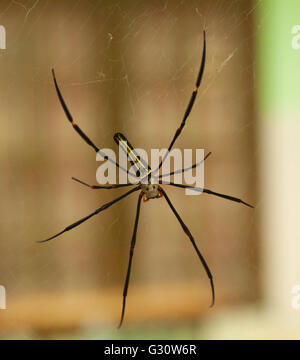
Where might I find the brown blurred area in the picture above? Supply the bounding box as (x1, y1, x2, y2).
(0, 0, 256, 338)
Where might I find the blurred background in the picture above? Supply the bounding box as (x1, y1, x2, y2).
(0, 0, 299, 339)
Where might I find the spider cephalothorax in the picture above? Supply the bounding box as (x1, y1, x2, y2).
(140, 183, 162, 201)
(40, 30, 254, 329)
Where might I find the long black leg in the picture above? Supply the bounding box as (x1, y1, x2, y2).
(38, 186, 141, 243)
(118, 192, 143, 328)
(72, 177, 138, 189)
(159, 187, 214, 307)
(163, 182, 254, 208)
(156, 31, 206, 173)
(159, 151, 212, 179)
(52, 69, 136, 178)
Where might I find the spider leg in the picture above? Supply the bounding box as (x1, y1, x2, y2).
(71, 177, 138, 189)
(159, 187, 214, 307)
(163, 182, 254, 208)
(38, 186, 141, 243)
(118, 191, 143, 328)
(156, 30, 206, 173)
(51, 69, 136, 177)
(159, 151, 212, 179)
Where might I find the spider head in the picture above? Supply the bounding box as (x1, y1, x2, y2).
(141, 183, 162, 202)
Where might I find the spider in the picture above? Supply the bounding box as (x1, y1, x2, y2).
(39, 31, 253, 328)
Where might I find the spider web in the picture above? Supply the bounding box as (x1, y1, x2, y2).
(0, 0, 259, 339)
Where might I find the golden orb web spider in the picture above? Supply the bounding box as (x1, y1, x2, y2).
(39, 31, 254, 328)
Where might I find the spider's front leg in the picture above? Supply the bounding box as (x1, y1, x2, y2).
(38, 186, 141, 243)
(158, 186, 215, 307)
(118, 191, 143, 328)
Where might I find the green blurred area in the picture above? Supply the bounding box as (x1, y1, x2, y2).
(258, 0, 300, 115)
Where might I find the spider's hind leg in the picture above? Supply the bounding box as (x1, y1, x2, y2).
(71, 177, 138, 190)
